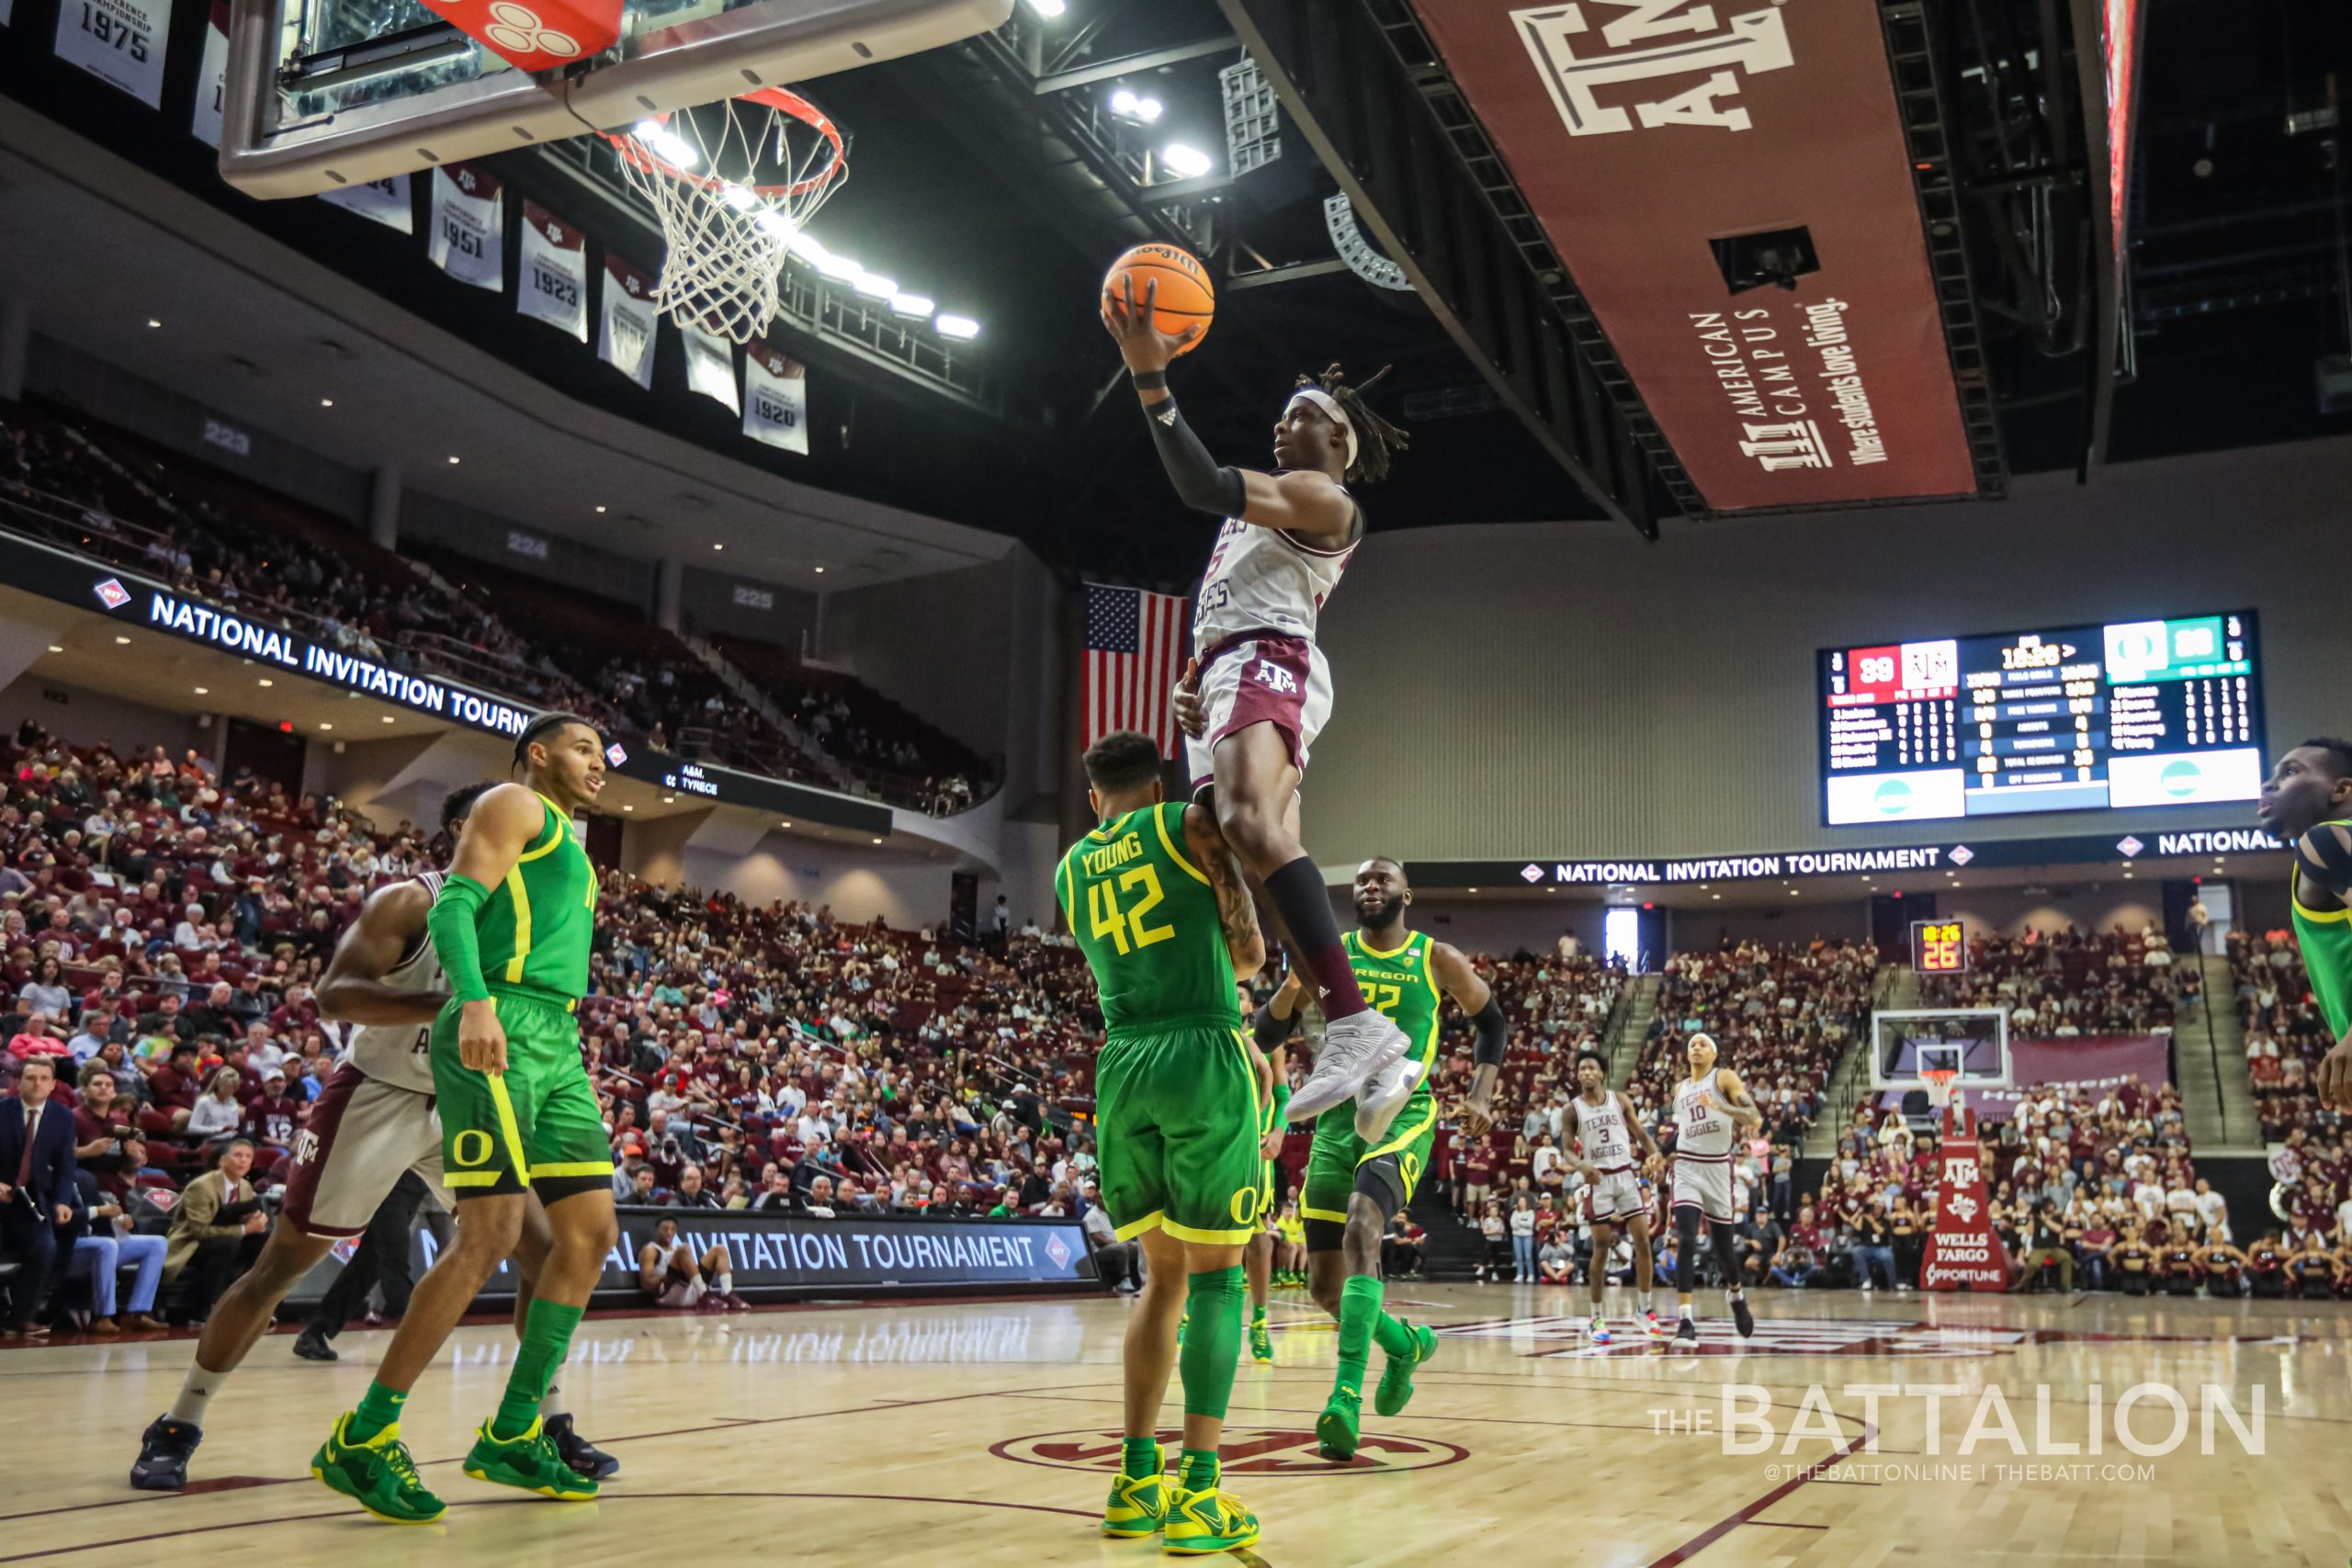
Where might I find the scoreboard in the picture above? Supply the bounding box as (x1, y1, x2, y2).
(1910, 918, 1968, 975)
(1819, 612, 2264, 826)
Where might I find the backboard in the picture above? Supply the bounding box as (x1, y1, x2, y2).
(219, 0, 1011, 198)
(1869, 1007, 2011, 1091)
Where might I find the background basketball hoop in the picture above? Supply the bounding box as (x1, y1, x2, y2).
(597, 87, 849, 344)
(1920, 1066, 1958, 1111)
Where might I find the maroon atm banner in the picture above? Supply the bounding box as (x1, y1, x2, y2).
(1409, 0, 1979, 511)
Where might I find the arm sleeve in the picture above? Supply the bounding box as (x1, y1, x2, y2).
(1471, 997, 1508, 1069)
(426, 873, 494, 1004)
(1143, 396, 1248, 517)
(1252, 1005, 1298, 1055)
(2300, 825, 2352, 901)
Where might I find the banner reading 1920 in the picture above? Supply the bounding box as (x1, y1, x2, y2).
(1408, 0, 1978, 512)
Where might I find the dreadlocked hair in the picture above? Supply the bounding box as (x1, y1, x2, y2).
(1298, 363, 1408, 484)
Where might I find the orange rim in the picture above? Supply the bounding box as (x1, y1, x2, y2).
(598, 87, 846, 199)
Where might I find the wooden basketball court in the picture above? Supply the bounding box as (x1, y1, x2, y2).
(4, 1285, 2338, 1566)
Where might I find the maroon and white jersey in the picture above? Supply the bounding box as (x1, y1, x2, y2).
(1673, 1071, 1736, 1160)
(1192, 500, 1360, 653)
(1566, 1091, 1634, 1172)
(341, 870, 444, 1096)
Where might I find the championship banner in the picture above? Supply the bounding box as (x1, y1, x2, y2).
(518, 200, 588, 342)
(281, 1209, 1102, 1307)
(683, 320, 740, 413)
(743, 343, 809, 454)
(190, 2, 229, 146)
(320, 174, 413, 232)
(53, 0, 167, 106)
(428, 163, 504, 290)
(598, 252, 660, 389)
(1921, 1108, 2007, 1292)
(1408, 0, 1977, 510)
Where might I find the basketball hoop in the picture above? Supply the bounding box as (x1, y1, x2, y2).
(1920, 1067, 1958, 1111)
(597, 87, 848, 343)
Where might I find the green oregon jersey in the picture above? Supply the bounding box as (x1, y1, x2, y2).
(1057, 802, 1238, 1036)
(2291, 830, 2352, 1037)
(476, 792, 597, 1000)
(1314, 929, 1442, 1135)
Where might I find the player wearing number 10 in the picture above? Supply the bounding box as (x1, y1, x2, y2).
(1059, 729, 1271, 1556)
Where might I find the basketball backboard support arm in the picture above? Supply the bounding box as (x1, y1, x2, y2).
(220, 0, 1012, 198)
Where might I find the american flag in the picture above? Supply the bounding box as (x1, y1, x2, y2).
(1082, 582, 1191, 755)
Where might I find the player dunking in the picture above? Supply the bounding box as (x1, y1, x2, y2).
(1060, 729, 1270, 1555)
(311, 714, 619, 1523)
(1102, 279, 1416, 1129)
(1257, 858, 1506, 1460)
(1668, 1032, 1760, 1341)
(2261, 740, 2352, 1112)
(130, 782, 614, 1490)
(1563, 1049, 1668, 1343)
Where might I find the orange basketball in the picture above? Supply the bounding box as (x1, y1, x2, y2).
(1103, 243, 1214, 354)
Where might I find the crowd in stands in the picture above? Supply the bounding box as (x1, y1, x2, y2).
(1918, 926, 2192, 1035)
(0, 717, 1086, 1334)
(2231, 928, 2339, 1142)
(0, 400, 989, 815)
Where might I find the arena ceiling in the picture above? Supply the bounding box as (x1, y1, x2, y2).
(0, 0, 2344, 586)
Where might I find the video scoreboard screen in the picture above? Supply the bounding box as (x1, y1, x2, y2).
(1819, 612, 2264, 826)
(1911, 918, 1968, 975)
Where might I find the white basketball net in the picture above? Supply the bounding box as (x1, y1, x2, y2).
(606, 94, 846, 344)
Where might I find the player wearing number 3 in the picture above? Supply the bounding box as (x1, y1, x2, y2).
(1101, 275, 1419, 1135)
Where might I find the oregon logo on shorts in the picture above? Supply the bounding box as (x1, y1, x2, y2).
(1230, 1186, 1261, 1225)
(452, 1129, 496, 1169)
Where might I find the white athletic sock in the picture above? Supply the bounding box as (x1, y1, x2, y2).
(170, 1364, 228, 1427)
(540, 1379, 568, 1419)
(1679, 1302, 1694, 1320)
(1725, 1284, 1743, 1301)
(1638, 1292, 1654, 1313)
(715, 1273, 733, 1296)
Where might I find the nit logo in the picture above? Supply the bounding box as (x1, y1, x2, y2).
(605, 742, 629, 767)
(2116, 835, 2144, 858)
(1871, 777, 1914, 817)
(93, 577, 131, 610)
(1521, 863, 1545, 884)
(2158, 759, 2204, 798)
(1044, 1235, 1071, 1270)
(1948, 844, 1974, 866)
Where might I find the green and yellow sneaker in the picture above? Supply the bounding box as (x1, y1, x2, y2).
(1162, 1477, 1260, 1556)
(310, 1413, 447, 1525)
(1102, 1469, 1169, 1538)
(1315, 1385, 1362, 1461)
(1248, 1314, 1274, 1364)
(460, 1416, 600, 1501)
(1374, 1321, 1438, 1417)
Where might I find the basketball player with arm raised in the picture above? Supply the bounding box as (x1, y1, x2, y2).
(1060, 729, 1271, 1555)
(1563, 1048, 1668, 1344)
(1254, 858, 1506, 1460)
(1668, 1032, 1762, 1341)
(1101, 276, 1419, 1134)
(311, 714, 620, 1524)
(2259, 739, 2352, 1112)
(130, 784, 615, 1491)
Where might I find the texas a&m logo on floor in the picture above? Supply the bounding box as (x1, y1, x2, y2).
(992, 1426, 1467, 1474)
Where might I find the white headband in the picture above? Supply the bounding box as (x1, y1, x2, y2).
(1285, 388, 1358, 469)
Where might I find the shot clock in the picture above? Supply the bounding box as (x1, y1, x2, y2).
(1819, 611, 2265, 826)
(1911, 918, 1968, 975)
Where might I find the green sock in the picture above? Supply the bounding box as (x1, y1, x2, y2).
(1179, 1447, 1220, 1494)
(348, 1381, 407, 1443)
(1121, 1436, 1162, 1481)
(492, 1299, 584, 1440)
(1335, 1275, 1387, 1398)
(1179, 1267, 1244, 1424)
(1371, 1307, 1415, 1359)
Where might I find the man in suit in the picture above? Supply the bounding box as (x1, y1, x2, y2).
(163, 1139, 268, 1325)
(0, 1055, 79, 1337)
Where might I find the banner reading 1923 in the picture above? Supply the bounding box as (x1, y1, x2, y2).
(54, 0, 166, 106)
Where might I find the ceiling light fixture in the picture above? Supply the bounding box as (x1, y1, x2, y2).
(320, 398, 334, 408)
(193, 686, 208, 695)
(813, 565, 826, 574)
(889, 293, 935, 319)
(381, 716, 394, 723)
(113, 636, 130, 645)
(1021, 0, 1065, 17)
(45, 645, 62, 653)
(447, 456, 461, 465)
(935, 314, 980, 340)
(852, 271, 897, 299)
(594, 504, 607, 513)
(1160, 143, 1214, 178)
(319, 723, 333, 731)
(257, 678, 273, 687)
(815, 252, 862, 282)
(146, 318, 162, 329)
